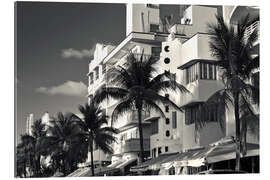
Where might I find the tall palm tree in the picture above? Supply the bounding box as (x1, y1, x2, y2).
(40, 112, 87, 176)
(73, 101, 119, 176)
(17, 134, 36, 177)
(204, 14, 259, 170)
(31, 119, 46, 176)
(94, 53, 188, 164)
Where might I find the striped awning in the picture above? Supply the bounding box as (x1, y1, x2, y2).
(130, 153, 178, 172)
(161, 138, 259, 169)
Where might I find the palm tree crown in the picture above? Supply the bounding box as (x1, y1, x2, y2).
(94, 53, 188, 163)
(205, 14, 259, 170)
(74, 101, 118, 176)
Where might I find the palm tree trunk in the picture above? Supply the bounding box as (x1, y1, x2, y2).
(137, 108, 144, 164)
(234, 91, 241, 171)
(90, 138, 95, 176)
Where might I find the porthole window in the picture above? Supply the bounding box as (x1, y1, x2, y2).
(164, 57, 170, 64)
(166, 130, 170, 137)
(164, 45, 170, 52)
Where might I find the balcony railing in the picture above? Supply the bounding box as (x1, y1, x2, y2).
(121, 138, 150, 153)
(244, 21, 259, 44)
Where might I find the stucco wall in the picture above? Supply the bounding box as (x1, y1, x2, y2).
(126, 4, 160, 35)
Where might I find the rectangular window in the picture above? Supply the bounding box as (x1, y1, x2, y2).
(203, 63, 208, 79)
(150, 24, 159, 32)
(95, 66, 99, 80)
(186, 63, 200, 84)
(152, 148, 156, 158)
(151, 119, 159, 135)
(200, 63, 203, 79)
(185, 106, 199, 125)
(89, 72, 94, 84)
(165, 146, 169, 152)
(209, 64, 213, 79)
(186, 68, 190, 84)
(102, 63, 106, 74)
(172, 111, 177, 129)
(213, 65, 217, 80)
(158, 147, 162, 155)
(165, 105, 169, 112)
(152, 46, 161, 57)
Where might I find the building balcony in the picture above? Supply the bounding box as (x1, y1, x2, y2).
(115, 138, 150, 154)
(179, 79, 224, 107)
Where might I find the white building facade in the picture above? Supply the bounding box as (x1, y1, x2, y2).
(86, 4, 259, 174)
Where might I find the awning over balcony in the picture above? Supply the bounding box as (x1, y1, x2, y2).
(130, 152, 178, 172)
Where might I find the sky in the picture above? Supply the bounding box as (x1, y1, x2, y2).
(15, 2, 126, 144)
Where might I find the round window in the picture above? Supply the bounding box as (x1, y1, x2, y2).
(164, 45, 170, 52)
(164, 57, 170, 64)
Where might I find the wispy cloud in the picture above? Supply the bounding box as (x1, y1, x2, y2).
(61, 46, 95, 59)
(36, 81, 88, 97)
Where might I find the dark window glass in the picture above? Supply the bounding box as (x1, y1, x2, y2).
(209, 64, 213, 79)
(153, 148, 156, 158)
(151, 119, 159, 134)
(166, 118, 170, 124)
(95, 67, 99, 80)
(158, 147, 162, 155)
(203, 63, 208, 79)
(186, 68, 189, 84)
(200, 63, 203, 79)
(214, 64, 217, 80)
(165, 146, 169, 152)
(166, 130, 170, 137)
(164, 45, 170, 52)
(150, 24, 159, 32)
(102, 63, 106, 74)
(185, 106, 198, 125)
(165, 105, 169, 112)
(89, 73, 94, 84)
(152, 46, 161, 57)
(164, 57, 170, 64)
(172, 111, 177, 128)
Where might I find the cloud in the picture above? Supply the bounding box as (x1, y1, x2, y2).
(36, 81, 88, 97)
(61, 47, 95, 59)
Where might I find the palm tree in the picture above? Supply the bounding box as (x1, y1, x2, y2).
(17, 134, 36, 177)
(73, 101, 119, 176)
(204, 14, 259, 170)
(31, 119, 46, 176)
(40, 112, 87, 176)
(94, 53, 188, 164)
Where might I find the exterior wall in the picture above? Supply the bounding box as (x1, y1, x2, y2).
(86, 149, 111, 163)
(112, 125, 151, 162)
(88, 44, 114, 96)
(181, 112, 225, 151)
(126, 4, 160, 35)
(160, 31, 226, 152)
(222, 6, 235, 24)
(150, 105, 183, 156)
(170, 6, 218, 37)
